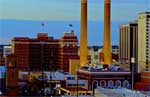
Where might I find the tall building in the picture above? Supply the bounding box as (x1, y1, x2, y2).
(119, 21, 138, 72)
(138, 12, 150, 72)
(9, 32, 78, 72)
(60, 32, 79, 72)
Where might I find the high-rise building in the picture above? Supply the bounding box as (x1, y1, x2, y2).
(119, 21, 138, 72)
(138, 12, 150, 72)
(9, 32, 78, 72)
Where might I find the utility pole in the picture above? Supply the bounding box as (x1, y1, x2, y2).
(131, 57, 135, 90)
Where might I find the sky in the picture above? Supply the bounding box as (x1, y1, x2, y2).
(0, 0, 150, 45)
(0, 0, 150, 21)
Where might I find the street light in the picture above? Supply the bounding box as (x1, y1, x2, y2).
(131, 57, 135, 90)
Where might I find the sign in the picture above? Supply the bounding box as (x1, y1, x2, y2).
(0, 66, 5, 78)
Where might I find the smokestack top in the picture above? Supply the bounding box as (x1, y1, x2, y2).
(81, 0, 87, 3)
(105, 0, 110, 4)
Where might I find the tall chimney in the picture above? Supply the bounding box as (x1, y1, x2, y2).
(80, 0, 88, 67)
(103, 0, 111, 65)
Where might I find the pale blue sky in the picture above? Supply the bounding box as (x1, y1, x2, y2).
(0, 0, 150, 21)
(0, 0, 150, 45)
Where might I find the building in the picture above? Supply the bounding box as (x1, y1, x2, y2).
(3, 46, 12, 58)
(6, 32, 79, 90)
(69, 59, 80, 75)
(0, 45, 5, 66)
(99, 45, 119, 64)
(59, 32, 79, 72)
(9, 32, 78, 71)
(88, 46, 101, 64)
(17, 71, 91, 96)
(119, 21, 138, 72)
(77, 64, 132, 90)
(0, 66, 6, 93)
(138, 12, 150, 72)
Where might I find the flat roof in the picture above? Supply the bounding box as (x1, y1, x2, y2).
(139, 12, 150, 15)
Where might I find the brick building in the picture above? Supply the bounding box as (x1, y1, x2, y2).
(8, 32, 79, 72)
(60, 32, 79, 72)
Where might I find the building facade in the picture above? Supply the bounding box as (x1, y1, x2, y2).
(119, 21, 138, 72)
(59, 32, 79, 72)
(9, 32, 78, 72)
(77, 65, 131, 90)
(0, 45, 4, 66)
(3, 46, 12, 58)
(138, 12, 150, 72)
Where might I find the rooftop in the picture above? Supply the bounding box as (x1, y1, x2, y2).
(139, 12, 150, 15)
(79, 64, 129, 72)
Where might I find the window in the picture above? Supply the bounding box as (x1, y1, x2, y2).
(146, 46, 149, 48)
(67, 77, 75, 80)
(115, 80, 121, 87)
(146, 29, 149, 31)
(146, 39, 149, 41)
(100, 80, 106, 88)
(146, 56, 149, 58)
(123, 80, 129, 88)
(94, 55, 98, 59)
(108, 80, 114, 88)
(146, 36, 149, 38)
(147, 15, 150, 18)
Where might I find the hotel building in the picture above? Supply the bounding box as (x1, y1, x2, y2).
(119, 21, 138, 72)
(138, 12, 150, 72)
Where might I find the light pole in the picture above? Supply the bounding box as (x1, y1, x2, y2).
(131, 57, 135, 90)
(76, 66, 78, 97)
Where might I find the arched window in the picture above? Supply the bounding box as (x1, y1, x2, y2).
(108, 80, 114, 88)
(92, 80, 98, 89)
(100, 80, 106, 88)
(115, 80, 121, 88)
(123, 80, 129, 88)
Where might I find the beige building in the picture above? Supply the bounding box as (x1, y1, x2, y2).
(3, 46, 12, 58)
(138, 12, 150, 72)
(119, 21, 138, 72)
